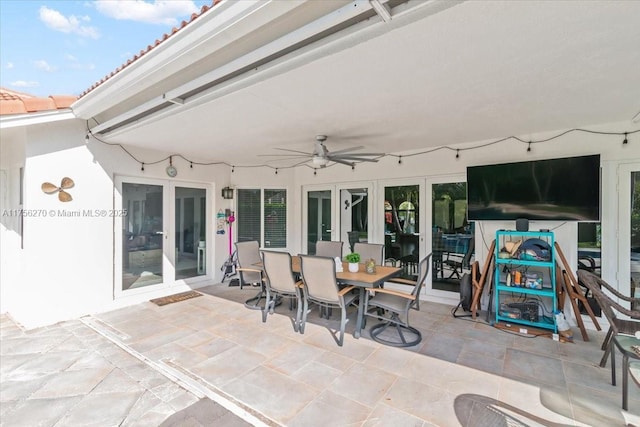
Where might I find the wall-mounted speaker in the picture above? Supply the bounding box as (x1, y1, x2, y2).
(516, 218, 529, 232)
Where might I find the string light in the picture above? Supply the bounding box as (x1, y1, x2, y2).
(352, 165, 355, 171)
(84, 133, 90, 143)
(85, 122, 638, 172)
(313, 169, 317, 176)
(275, 168, 278, 175)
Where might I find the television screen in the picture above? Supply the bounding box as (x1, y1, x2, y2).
(467, 154, 600, 221)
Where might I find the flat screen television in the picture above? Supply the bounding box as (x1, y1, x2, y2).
(467, 154, 600, 221)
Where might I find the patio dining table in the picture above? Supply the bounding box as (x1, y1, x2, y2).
(289, 256, 401, 339)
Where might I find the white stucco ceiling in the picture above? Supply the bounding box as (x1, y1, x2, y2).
(80, 0, 640, 167)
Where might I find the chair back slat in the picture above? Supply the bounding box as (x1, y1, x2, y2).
(300, 255, 340, 304)
(354, 243, 385, 265)
(262, 251, 297, 294)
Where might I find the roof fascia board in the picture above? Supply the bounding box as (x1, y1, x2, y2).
(0, 110, 76, 129)
(73, 0, 305, 118)
(91, 0, 378, 136)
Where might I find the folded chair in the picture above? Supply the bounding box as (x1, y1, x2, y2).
(577, 270, 640, 367)
(299, 255, 357, 346)
(364, 253, 432, 347)
(261, 250, 303, 331)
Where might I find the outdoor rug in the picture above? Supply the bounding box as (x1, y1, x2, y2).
(150, 291, 202, 306)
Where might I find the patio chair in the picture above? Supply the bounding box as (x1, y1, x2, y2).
(299, 255, 357, 346)
(235, 241, 265, 309)
(261, 250, 303, 331)
(443, 237, 474, 280)
(354, 242, 385, 265)
(577, 270, 640, 367)
(315, 240, 344, 258)
(364, 253, 432, 347)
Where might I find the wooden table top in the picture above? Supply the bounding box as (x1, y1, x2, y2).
(291, 255, 401, 287)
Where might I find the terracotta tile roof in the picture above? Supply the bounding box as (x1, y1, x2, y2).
(0, 88, 77, 116)
(78, 0, 221, 99)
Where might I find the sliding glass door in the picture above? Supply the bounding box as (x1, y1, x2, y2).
(305, 189, 333, 255)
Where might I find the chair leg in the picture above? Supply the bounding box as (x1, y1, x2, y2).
(338, 306, 347, 346)
(623, 354, 629, 411)
(600, 327, 614, 367)
(294, 292, 302, 333)
(299, 298, 308, 334)
(602, 327, 613, 350)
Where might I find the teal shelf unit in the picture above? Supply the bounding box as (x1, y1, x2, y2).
(494, 230, 557, 333)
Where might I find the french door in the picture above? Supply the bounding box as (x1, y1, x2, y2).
(115, 177, 210, 296)
(302, 182, 374, 255)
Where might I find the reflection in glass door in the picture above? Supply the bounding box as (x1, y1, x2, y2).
(340, 187, 369, 252)
(431, 181, 473, 293)
(307, 190, 332, 255)
(122, 183, 163, 290)
(384, 185, 420, 279)
(175, 187, 206, 280)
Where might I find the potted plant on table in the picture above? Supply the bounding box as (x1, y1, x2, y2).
(345, 252, 361, 273)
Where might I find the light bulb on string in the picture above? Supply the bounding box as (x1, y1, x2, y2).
(398, 156, 402, 165)
(527, 142, 532, 152)
(623, 133, 628, 144)
(455, 149, 460, 159)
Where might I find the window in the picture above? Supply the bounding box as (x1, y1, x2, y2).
(237, 188, 287, 248)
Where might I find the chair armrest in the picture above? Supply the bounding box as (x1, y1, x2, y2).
(387, 278, 417, 287)
(597, 277, 640, 304)
(370, 288, 416, 300)
(338, 285, 356, 296)
(295, 280, 304, 288)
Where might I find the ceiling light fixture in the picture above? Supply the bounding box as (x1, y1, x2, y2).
(312, 155, 329, 166)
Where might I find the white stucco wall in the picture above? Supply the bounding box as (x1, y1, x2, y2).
(1, 117, 638, 329)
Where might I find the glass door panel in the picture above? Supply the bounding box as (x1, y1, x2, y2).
(307, 190, 332, 255)
(384, 185, 420, 279)
(122, 183, 163, 290)
(340, 187, 370, 253)
(431, 181, 472, 293)
(175, 187, 206, 280)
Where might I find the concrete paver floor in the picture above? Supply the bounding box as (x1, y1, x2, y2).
(2, 282, 640, 426)
(0, 311, 252, 427)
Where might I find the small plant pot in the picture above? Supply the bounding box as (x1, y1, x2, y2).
(348, 263, 359, 273)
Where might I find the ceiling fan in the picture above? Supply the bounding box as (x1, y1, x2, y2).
(262, 135, 385, 167)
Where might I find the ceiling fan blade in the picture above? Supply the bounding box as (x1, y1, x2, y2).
(331, 156, 380, 162)
(258, 154, 311, 158)
(273, 148, 313, 155)
(330, 158, 355, 167)
(41, 182, 59, 194)
(328, 146, 365, 155)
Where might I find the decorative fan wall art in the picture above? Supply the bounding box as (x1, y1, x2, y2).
(42, 177, 74, 202)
